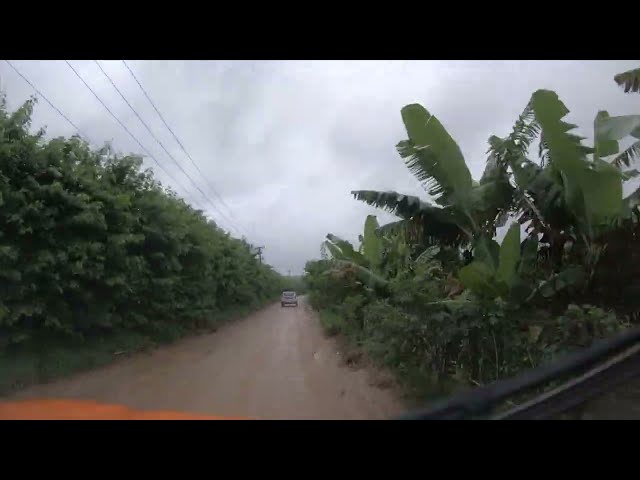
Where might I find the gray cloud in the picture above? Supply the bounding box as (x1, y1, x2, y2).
(2, 60, 639, 274)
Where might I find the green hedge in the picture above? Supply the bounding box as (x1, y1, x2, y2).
(0, 97, 284, 355)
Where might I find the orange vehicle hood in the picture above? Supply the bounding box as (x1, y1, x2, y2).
(0, 399, 252, 420)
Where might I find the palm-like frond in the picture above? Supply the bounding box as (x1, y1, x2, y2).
(351, 190, 443, 220)
(397, 104, 473, 205)
(614, 68, 640, 94)
(489, 100, 594, 170)
(351, 189, 469, 245)
(612, 140, 640, 168)
(351, 190, 438, 219)
(487, 104, 540, 166)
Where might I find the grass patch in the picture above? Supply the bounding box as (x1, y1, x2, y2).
(0, 298, 279, 398)
(318, 309, 344, 337)
(0, 331, 154, 396)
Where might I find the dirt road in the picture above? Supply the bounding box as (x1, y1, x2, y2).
(9, 298, 405, 419)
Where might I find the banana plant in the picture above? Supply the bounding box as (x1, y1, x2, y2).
(531, 90, 626, 239)
(352, 103, 514, 250)
(487, 87, 640, 295)
(323, 215, 388, 287)
(489, 89, 639, 241)
(323, 214, 419, 288)
(457, 223, 522, 301)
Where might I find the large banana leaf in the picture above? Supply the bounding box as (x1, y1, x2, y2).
(473, 235, 500, 271)
(458, 224, 522, 300)
(594, 111, 620, 160)
(595, 111, 640, 147)
(487, 106, 540, 164)
(595, 113, 640, 141)
(397, 104, 473, 206)
(508, 235, 539, 303)
(351, 189, 469, 244)
(581, 159, 624, 229)
(351, 190, 435, 219)
(471, 153, 515, 227)
(362, 215, 383, 269)
(457, 261, 502, 299)
(376, 219, 408, 235)
(496, 224, 520, 287)
(530, 90, 623, 234)
(594, 111, 640, 168)
(491, 141, 570, 236)
(324, 234, 368, 265)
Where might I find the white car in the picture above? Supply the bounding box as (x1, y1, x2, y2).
(281, 291, 298, 307)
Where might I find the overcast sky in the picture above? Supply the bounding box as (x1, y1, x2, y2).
(1, 60, 639, 274)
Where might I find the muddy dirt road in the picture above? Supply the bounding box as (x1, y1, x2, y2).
(9, 298, 405, 419)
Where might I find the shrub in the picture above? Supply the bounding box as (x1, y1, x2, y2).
(0, 97, 284, 356)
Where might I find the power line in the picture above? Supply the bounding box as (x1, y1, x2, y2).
(4, 60, 235, 236)
(4, 60, 91, 142)
(93, 60, 242, 237)
(62, 60, 217, 227)
(121, 60, 237, 220)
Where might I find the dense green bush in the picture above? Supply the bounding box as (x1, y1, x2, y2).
(0, 97, 284, 356)
(307, 254, 629, 399)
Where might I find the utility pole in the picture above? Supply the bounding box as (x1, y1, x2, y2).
(254, 246, 265, 263)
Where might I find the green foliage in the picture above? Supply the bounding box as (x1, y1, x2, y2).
(0, 98, 284, 361)
(362, 215, 383, 268)
(457, 224, 521, 301)
(323, 216, 392, 288)
(351, 103, 515, 248)
(397, 103, 473, 205)
(318, 310, 343, 337)
(535, 266, 586, 299)
(306, 71, 640, 402)
(537, 304, 629, 353)
(350, 190, 466, 247)
(614, 68, 640, 94)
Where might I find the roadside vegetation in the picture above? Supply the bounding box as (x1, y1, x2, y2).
(281, 275, 307, 295)
(305, 67, 640, 401)
(0, 95, 284, 394)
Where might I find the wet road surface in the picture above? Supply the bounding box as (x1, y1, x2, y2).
(9, 298, 404, 419)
